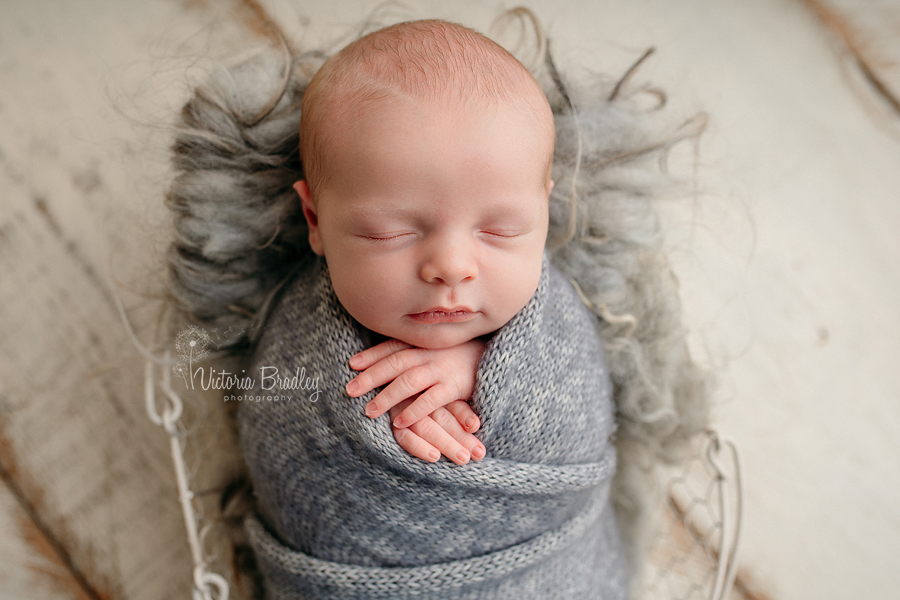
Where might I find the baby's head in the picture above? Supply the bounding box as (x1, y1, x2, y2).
(295, 20, 555, 349)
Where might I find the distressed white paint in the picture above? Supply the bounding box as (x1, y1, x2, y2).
(0, 482, 80, 600)
(0, 1, 249, 599)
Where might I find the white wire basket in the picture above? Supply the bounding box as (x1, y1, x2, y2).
(641, 431, 743, 600)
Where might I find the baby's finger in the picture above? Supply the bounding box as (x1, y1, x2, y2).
(348, 339, 413, 371)
(346, 348, 427, 399)
(430, 406, 486, 461)
(444, 400, 480, 433)
(364, 365, 435, 418)
(408, 416, 472, 465)
(392, 427, 441, 463)
(391, 383, 453, 429)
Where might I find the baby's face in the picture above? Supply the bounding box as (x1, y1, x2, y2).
(297, 96, 552, 349)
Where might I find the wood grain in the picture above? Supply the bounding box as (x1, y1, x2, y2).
(0, 1, 253, 598)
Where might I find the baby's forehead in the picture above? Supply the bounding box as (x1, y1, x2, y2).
(328, 26, 540, 105)
(300, 20, 555, 193)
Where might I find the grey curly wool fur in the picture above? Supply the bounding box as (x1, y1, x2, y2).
(166, 51, 310, 348)
(165, 17, 712, 595)
(239, 253, 627, 599)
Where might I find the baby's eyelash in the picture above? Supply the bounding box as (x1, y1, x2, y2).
(480, 230, 521, 238)
(362, 233, 412, 241)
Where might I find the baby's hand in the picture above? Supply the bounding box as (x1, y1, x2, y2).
(346, 339, 486, 465)
(387, 397, 485, 466)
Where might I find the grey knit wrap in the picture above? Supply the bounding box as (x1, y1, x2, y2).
(237, 251, 627, 599)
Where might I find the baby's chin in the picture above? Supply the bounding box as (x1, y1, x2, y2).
(382, 324, 493, 350)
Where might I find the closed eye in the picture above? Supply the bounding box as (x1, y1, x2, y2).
(360, 233, 415, 242)
(479, 230, 525, 239)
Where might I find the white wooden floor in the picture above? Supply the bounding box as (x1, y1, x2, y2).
(1, 1, 898, 599)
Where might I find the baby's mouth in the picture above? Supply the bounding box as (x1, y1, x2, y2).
(407, 307, 477, 324)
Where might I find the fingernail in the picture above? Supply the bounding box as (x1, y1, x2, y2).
(465, 416, 477, 430)
(365, 402, 377, 416)
(471, 444, 485, 460)
(455, 449, 470, 463)
(346, 380, 359, 394)
(393, 416, 404, 428)
(349, 354, 362, 368)
(428, 450, 440, 462)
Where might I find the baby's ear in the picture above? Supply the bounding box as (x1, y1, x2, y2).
(294, 180, 325, 256)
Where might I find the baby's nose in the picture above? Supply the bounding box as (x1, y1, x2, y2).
(420, 238, 478, 286)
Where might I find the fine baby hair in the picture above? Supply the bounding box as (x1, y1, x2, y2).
(162, 8, 714, 599)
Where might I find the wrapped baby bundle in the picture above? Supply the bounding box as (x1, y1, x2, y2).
(238, 252, 626, 599)
(166, 14, 711, 599)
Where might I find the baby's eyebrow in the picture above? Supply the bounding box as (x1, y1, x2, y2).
(342, 201, 425, 225)
(484, 201, 524, 214)
(480, 198, 540, 219)
(347, 202, 414, 218)
(344, 196, 540, 223)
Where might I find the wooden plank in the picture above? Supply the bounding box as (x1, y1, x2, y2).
(0, 168, 184, 599)
(0, 145, 250, 600)
(803, 0, 900, 130)
(0, 1, 255, 598)
(0, 468, 87, 600)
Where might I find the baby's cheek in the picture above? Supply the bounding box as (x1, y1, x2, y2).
(497, 257, 541, 313)
(330, 272, 381, 326)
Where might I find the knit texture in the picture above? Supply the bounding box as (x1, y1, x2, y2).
(238, 252, 627, 599)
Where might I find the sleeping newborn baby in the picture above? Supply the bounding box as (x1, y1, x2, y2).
(238, 19, 627, 599)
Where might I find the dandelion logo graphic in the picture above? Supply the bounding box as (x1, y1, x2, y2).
(173, 326, 212, 388)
